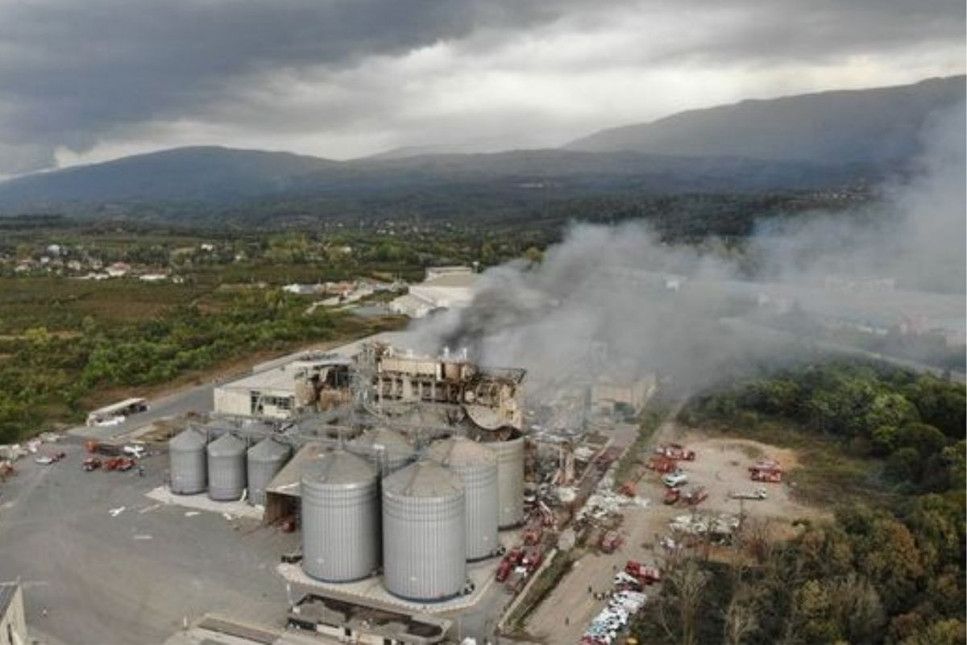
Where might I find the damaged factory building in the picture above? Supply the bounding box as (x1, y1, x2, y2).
(364, 343, 526, 431)
(161, 336, 655, 644)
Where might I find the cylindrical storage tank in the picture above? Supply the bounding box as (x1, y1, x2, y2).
(382, 461, 466, 601)
(207, 433, 247, 501)
(347, 427, 416, 477)
(428, 437, 498, 560)
(301, 450, 380, 582)
(169, 427, 208, 494)
(247, 437, 292, 506)
(488, 434, 525, 528)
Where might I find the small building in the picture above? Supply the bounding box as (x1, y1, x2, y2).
(590, 375, 656, 417)
(389, 268, 478, 319)
(288, 594, 450, 644)
(0, 583, 27, 645)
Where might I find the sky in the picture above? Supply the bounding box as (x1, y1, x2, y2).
(0, 0, 963, 174)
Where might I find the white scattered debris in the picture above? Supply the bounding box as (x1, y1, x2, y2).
(557, 528, 577, 551)
(0, 444, 27, 461)
(133, 534, 153, 540)
(556, 487, 577, 504)
(109, 506, 126, 517)
(222, 512, 234, 521)
(184, 511, 200, 517)
(576, 489, 646, 522)
(669, 513, 740, 536)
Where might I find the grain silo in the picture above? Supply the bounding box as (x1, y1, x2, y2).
(207, 433, 247, 501)
(428, 437, 498, 560)
(487, 434, 525, 528)
(247, 437, 292, 506)
(382, 461, 466, 601)
(347, 427, 416, 476)
(169, 427, 208, 494)
(301, 449, 380, 582)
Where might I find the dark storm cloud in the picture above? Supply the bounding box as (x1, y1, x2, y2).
(0, 0, 572, 171)
(0, 0, 962, 173)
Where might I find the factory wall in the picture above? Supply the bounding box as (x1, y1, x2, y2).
(213, 387, 251, 417)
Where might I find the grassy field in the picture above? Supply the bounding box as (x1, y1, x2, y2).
(691, 417, 896, 508)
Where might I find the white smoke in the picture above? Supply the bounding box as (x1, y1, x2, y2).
(402, 102, 966, 395)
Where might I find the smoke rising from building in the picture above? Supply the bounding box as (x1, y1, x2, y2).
(403, 103, 966, 393)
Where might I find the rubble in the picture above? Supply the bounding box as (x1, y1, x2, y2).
(668, 512, 740, 537)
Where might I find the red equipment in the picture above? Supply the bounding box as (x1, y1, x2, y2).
(625, 560, 661, 585)
(749, 460, 783, 483)
(646, 455, 677, 473)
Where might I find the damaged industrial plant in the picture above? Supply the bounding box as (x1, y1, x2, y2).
(0, 36, 963, 645)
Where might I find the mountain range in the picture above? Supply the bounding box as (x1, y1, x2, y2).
(0, 75, 961, 213)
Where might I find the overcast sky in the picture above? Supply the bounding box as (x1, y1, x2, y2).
(0, 0, 963, 174)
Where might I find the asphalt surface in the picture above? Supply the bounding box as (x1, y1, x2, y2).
(0, 437, 298, 644)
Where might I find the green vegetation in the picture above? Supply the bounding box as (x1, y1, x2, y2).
(682, 361, 965, 494)
(636, 362, 966, 645)
(0, 282, 404, 443)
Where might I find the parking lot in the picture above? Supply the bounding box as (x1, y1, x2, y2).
(0, 437, 298, 644)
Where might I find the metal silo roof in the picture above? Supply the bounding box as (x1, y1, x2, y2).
(382, 460, 465, 498)
(207, 432, 246, 456)
(427, 436, 496, 468)
(249, 436, 291, 459)
(349, 427, 414, 455)
(303, 449, 377, 487)
(170, 427, 207, 450)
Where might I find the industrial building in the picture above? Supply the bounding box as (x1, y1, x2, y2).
(365, 343, 525, 430)
(389, 267, 478, 318)
(213, 354, 351, 420)
(589, 374, 657, 417)
(160, 339, 558, 643)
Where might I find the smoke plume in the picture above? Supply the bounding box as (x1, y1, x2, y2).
(402, 102, 966, 396)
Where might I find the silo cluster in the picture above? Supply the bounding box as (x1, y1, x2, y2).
(168, 428, 292, 504)
(170, 421, 529, 604)
(301, 450, 380, 582)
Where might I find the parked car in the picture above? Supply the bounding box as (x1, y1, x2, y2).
(662, 469, 688, 488)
